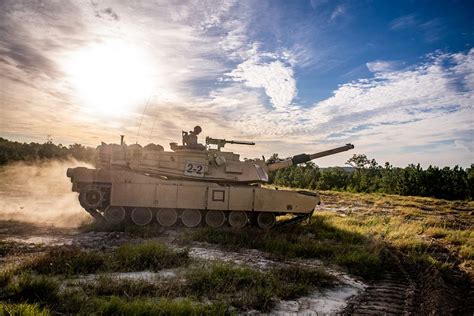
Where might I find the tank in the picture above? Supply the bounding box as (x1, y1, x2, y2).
(67, 127, 354, 229)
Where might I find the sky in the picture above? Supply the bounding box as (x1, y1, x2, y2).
(0, 0, 473, 167)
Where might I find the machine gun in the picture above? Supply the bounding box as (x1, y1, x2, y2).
(206, 137, 255, 151)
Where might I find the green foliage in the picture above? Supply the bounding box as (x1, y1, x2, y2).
(0, 303, 50, 316)
(0, 137, 95, 165)
(94, 296, 228, 316)
(191, 217, 383, 279)
(7, 273, 60, 305)
(268, 153, 473, 200)
(184, 262, 335, 311)
(25, 242, 189, 275)
(28, 246, 107, 275)
(114, 242, 190, 271)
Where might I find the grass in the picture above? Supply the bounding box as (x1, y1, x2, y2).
(77, 262, 335, 312)
(28, 246, 107, 275)
(0, 239, 337, 313)
(5, 273, 60, 305)
(189, 190, 473, 279)
(0, 303, 50, 316)
(94, 297, 228, 316)
(190, 218, 384, 279)
(184, 262, 335, 311)
(0, 260, 335, 314)
(23, 242, 189, 275)
(115, 242, 189, 271)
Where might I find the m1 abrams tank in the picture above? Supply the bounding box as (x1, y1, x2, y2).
(67, 126, 354, 229)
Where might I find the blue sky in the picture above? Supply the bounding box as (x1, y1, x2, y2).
(0, 0, 473, 167)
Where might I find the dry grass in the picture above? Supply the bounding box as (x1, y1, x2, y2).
(318, 191, 474, 274)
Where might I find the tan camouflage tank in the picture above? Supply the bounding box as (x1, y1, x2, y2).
(67, 126, 354, 229)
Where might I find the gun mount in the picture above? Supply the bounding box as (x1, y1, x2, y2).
(206, 137, 255, 150)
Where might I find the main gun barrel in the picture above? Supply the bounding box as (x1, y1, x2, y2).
(267, 143, 354, 171)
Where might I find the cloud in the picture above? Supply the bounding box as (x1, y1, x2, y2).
(204, 49, 473, 166)
(225, 45, 297, 111)
(366, 60, 404, 73)
(389, 14, 417, 30)
(94, 7, 120, 21)
(389, 14, 445, 42)
(330, 5, 346, 20)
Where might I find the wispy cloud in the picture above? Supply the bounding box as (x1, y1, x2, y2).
(389, 14, 417, 30)
(330, 5, 346, 20)
(366, 60, 404, 73)
(389, 14, 445, 42)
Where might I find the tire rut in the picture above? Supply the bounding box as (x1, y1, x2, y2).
(343, 249, 419, 315)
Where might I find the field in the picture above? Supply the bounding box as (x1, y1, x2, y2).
(0, 190, 473, 315)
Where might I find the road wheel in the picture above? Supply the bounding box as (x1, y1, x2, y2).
(205, 210, 226, 228)
(157, 209, 178, 227)
(181, 209, 202, 228)
(257, 212, 275, 229)
(131, 207, 152, 226)
(228, 211, 248, 228)
(104, 206, 125, 224)
(79, 185, 104, 209)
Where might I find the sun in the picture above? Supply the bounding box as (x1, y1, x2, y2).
(63, 40, 155, 115)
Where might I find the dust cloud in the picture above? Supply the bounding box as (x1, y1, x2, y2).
(0, 159, 92, 227)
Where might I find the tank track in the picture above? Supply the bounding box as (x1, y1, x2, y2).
(91, 208, 313, 229)
(343, 248, 473, 315)
(343, 249, 420, 315)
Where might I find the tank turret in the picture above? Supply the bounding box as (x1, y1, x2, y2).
(91, 133, 353, 184)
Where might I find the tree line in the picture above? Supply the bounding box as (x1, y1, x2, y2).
(1, 137, 472, 200)
(0, 137, 96, 165)
(268, 154, 474, 200)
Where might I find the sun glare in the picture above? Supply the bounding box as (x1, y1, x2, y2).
(64, 40, 155, 115)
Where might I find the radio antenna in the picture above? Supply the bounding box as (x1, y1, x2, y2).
(135, 95, 152, 144)
(147, 94, 163, 143)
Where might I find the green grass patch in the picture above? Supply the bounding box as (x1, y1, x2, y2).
(190, 215, 383, 279)
(71, 262, 335, 312)
(80, 275, 182, 298)
(0, 303, 50, 316)
(114, 242, 189, 272)
(27, 246, 107, 275)
(184, 262, 336, 311)
(6, 273, 60, 305)
(94, 296, 228, 316)
(24, 242, 189, 276)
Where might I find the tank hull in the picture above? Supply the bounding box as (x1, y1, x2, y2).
(67, 167, 319, 228)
